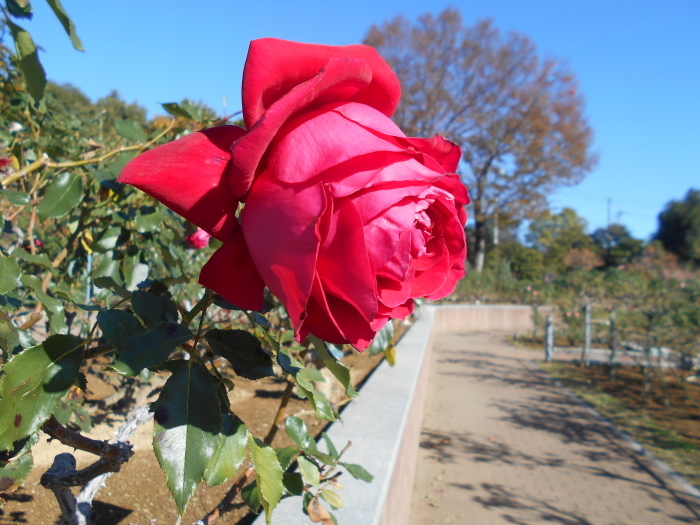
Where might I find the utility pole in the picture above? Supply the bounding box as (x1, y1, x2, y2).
(607, 198, 612, 228)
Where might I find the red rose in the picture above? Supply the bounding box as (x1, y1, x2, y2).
(119, 38, 469, 350)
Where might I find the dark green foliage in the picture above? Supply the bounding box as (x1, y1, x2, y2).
(655, 188, 700, 265)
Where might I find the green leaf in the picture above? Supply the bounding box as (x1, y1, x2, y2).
(134, 205, 164, 233)
(0, 257, 21, 294)
(114, 119, 147, 143)
(131, 290, 165, 328)
(180, 100, 203, 122)
(285, 415, 317, 453)
(36, 172, 83, 221)
(10, 248, 56, 275)
(122, 254, 149, 291)
(108, 151, 138, 178)
(248, 436, 283, 524)
(297, 456, 320, 487)
(0, 335, 84, 451)
(276, 346, 303, 376)
(340, 462, 374, 483)
(152, 359, 222, 515)
(92, 276, 130, 297)
(6, 0, 33, 19)
(161, 102, 193, 120)
(0, 190, 30, 206)
(96, 309, 145, 352)
(241, 481, 262, 513)
(112, 322, 192, 376)
(0, 451, 34, 495)
(320, 488, 343, 509)
(204, 329, 274, 380)
(93, 226, 122, 252)
(20, 275, 66, 334)
(275, 446, 298, 471)
(45, 0, 83, 51)
(367, 321, 394, 356)
(308, 335, 357, 398)
(204, 414, 248, 487)
(282, 473, 304, 496)
(6, 20, 46, 102)
(321, 433, 338, 459)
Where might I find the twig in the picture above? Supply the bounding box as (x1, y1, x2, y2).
(264, 380, 295, 445)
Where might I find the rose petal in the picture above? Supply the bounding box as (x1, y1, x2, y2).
(264, 104, 405, 186)
(410, 239, 450, 298)
(301, 276, 376, 350)
(242, 38, 400, 128)
(118, 125, 245, 241)
(241, 173, 326, 328)
(199, 225, 265, 310)
(317, 197, 377, 323)
(231, 58, 377, 197)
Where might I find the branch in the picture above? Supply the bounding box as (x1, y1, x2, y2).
(40, 407, 154, 525)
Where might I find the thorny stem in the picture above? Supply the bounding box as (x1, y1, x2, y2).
(41, 415, 126, 459)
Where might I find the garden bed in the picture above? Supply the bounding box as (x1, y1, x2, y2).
(540, 361, 700, 488)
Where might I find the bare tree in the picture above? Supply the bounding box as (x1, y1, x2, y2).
(364, 9, 597, 271)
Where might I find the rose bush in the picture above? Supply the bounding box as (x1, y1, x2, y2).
(119, 38, 469, 349)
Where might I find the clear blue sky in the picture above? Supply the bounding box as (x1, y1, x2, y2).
(19, 0, 700, 241)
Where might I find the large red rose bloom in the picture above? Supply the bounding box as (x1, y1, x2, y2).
(118, 38, 469, 350)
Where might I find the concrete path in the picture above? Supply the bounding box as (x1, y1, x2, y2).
(410, 331, 700, 525)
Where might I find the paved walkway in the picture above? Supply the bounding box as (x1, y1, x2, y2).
(410, 331, 700, 525)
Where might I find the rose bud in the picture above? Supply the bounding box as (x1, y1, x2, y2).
(119, 38, 469, 350)
(185, 228, 211, 249)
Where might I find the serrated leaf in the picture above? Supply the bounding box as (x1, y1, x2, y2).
(340, 462, 373, 483)
(112, 322, 191, 376)
(36, 172, 83, 221)
(320, 488, 343, 509)
(285, 415, 317, 453)
(131, 290, 165, 328)
(93, 226, 122, 252)
(0, 190, 30, 206)
(0, 335, 84, 451)
(204, 329, 274, 380)
(299, 381, 338, 422)
(114, 119, 147, 143)
(0, 451, 34, 496)
(367, 321, 394, 356)
(277, 346, 303, 376)
(297, 456, 320, 487)
(241, 481, 262, 513)
(7, 20, 45, 102)
(204, 414, 247, 487)
(161, 102, 193, 120)
(282, 472, 304, 496)
(248, 436, 283, 524)
(0, 257, 21, 294)
(45, 0, 83, 50)
(96, 309, 144, 352)
(308, 335, 357, 398)
(151, 360, 222, 515)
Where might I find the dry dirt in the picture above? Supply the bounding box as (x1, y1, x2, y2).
(0, 348, 386, 525)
